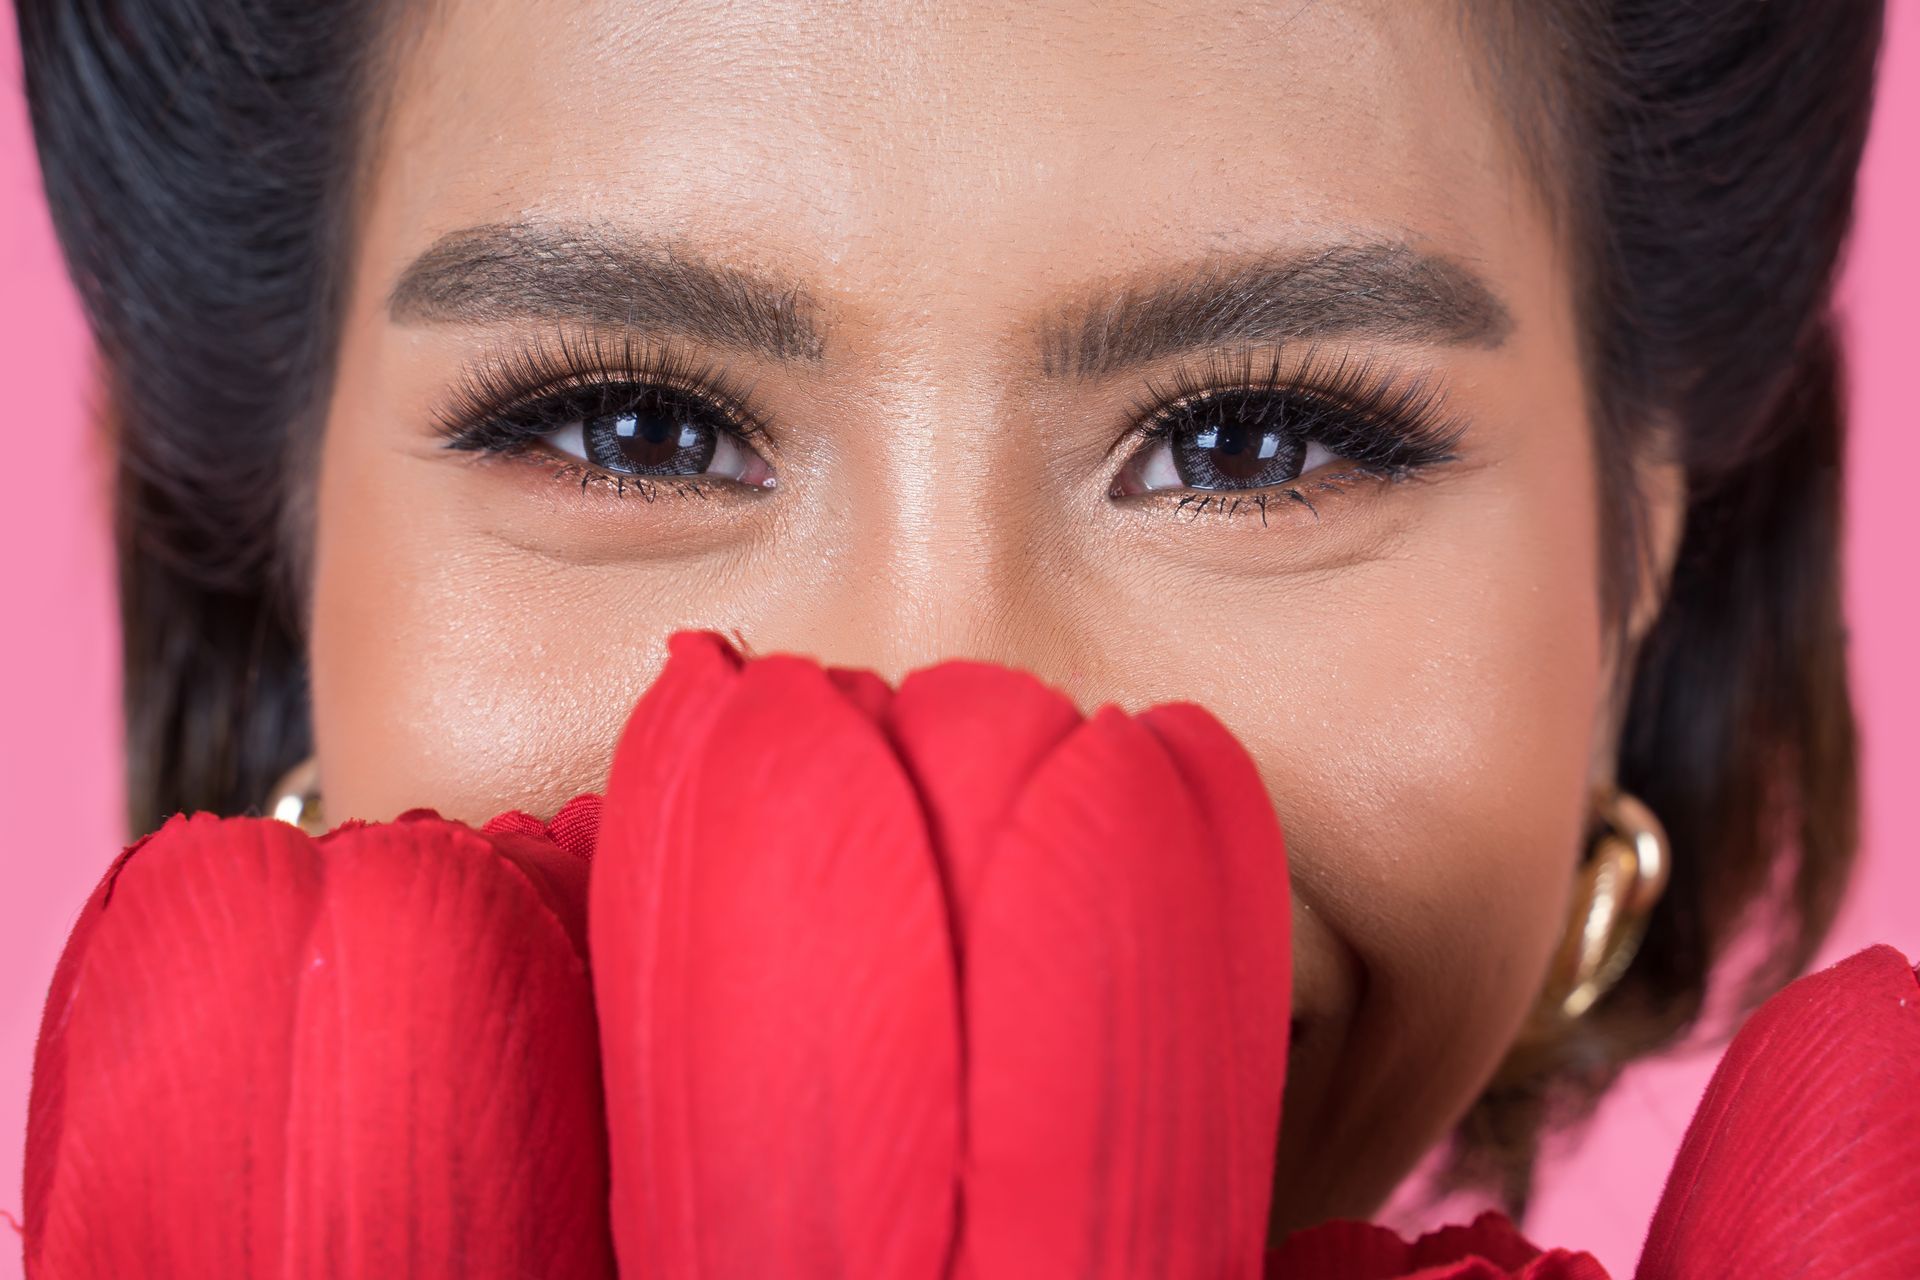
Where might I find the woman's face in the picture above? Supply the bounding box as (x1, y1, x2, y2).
(313, 0, 1623, 1225)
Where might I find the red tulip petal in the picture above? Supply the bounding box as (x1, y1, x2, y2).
(601, 630, 747, 818)
(1521, 1260, 1614, 1280)
(958, 706, 1276, 1277)
(281, 820, 610, 1274)
(592, 629, 748, 1270)
(1409, 1214, 1554, 1271)
(596, 651, 959, 1277)
(1636, 944, 1920, 1280)
(1141, 702, 1292, 1250)
(882, 660, 1084, 935)
(1515, 1256, 1615, 1280)
(827, 663, 896, 724)
(1265, 1219, 1429, 1279)
(21, 830, 156, 1261)
(24, 813, 613, 1279)
(1267, 1213, 1611, 1280)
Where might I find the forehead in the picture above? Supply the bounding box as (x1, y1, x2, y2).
(372, 0, 1530, 311)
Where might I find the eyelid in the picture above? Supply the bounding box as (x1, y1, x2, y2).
(430, 329, 772, 453)
(1118, 345, 1466, 468)
(1127, 346, 1451, 433)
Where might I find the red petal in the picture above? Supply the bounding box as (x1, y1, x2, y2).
(1636, 944, 1920, 1280)
(1267, 1213, 1610, 1280)
(1515, 1258, 1613, 1280)
(827, 663, 896, 724)
(957, 706, 1285, 1277)
(882, 660, 1084, 935)
(1141, 702, 1292, 1250)
(591, 629, 745, 1269)
(595, 649, 959, 1277)
(23, 814, 613, 1278)
(1266, 1219, 1427, 1279)
(1408, 1213, 1548, 1271)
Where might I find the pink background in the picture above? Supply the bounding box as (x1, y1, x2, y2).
(1, 5, 1913, 1273)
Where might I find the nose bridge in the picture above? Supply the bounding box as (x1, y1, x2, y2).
(780, 475, 1087, 688)
(761, 282, 1093, 685)
(777, 338, 1034, 679)
(821, 518, 1056, 684)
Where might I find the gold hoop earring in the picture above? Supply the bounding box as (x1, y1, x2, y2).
(269, 758, 327, 836)
(1532, 789, 1671, 1026)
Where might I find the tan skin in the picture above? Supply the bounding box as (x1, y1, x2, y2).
(309, 0, 1682, 1233)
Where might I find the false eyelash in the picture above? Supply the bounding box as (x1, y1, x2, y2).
(432, 329, 769, 456)
(1126, 346, 1467, 480)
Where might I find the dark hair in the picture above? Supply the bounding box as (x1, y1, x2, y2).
(15, 0, 1880, 1213)
(1447, 0, 1878, 1208)
(15, 1, 383, 831)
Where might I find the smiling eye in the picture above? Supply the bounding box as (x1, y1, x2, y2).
(1120, 390, 1340, 494)
(541, 384, 773, 489)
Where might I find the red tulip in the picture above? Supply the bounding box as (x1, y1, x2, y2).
(591, 631, 1294, 1278)
(23, 802, 616, 1279)
(1635, 944, 1920, 1279)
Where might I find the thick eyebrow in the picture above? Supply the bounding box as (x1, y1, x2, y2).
(387, 222, 823, 362)
(1040, 243, 1513, 378)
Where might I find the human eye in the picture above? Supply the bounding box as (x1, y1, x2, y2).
(434, 335, 774, 497)
(498, 381, 771, 488)
(1110, 350, 1464, 514)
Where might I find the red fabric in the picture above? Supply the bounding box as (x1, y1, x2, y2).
(19, 629, 1920, 1277)
(487, 791, 604, 861)
(1268, 1213, 1609, 1279)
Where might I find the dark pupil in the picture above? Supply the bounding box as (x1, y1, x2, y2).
(584, 390, 717, 476)
(1171, 395, 1304, 490)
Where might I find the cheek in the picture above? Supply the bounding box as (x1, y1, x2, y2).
(308, 408, 667, 824)
(311, 570, 640, 826)
(1262, 549, 1597, 1148)
(1164, 540, 1594, 1055)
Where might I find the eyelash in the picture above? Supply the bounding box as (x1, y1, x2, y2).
(436, 334, 1464, 516)
(1118, 348, 1464, 520)
(435, 331, 769, 501)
